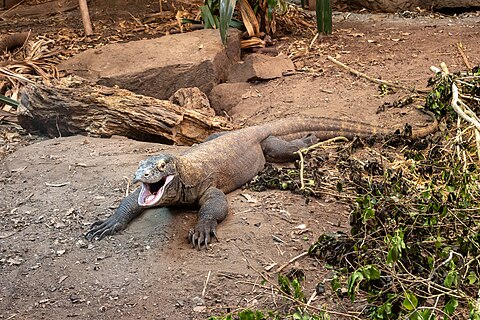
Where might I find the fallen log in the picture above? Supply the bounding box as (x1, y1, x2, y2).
(17, 76, 234, 145)
(0, 32, 30, 52)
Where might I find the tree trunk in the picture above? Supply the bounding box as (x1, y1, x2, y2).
(17, 77, 234, 145)
(78, 0, 93, 35)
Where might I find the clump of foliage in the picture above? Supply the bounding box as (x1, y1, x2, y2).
(209, 272, 329, 320)
(195, 0, 288, 44)
(250, 66, 480, 319)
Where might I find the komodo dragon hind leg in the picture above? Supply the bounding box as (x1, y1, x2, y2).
(262, 134, 318, 162)
(86, 189, 145, 240)
(188, 187, 228, 249)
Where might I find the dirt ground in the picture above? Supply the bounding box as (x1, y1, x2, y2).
(1, 4, 480, 319)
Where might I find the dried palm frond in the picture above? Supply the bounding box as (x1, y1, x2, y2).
(241, 36, 266, 49)
(238, 0, 259, 37)
(0, 36, 59, 112)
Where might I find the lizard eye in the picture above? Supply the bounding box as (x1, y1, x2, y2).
(157, 160, 166, 170)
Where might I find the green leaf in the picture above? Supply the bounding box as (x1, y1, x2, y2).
(292, 278, 305, 302)
(347, 270, 363, 301)
(443, 297, 458, 316)
(376, 303, 392, 319)
(443, 270, 458, 288)
(0, 94, 19, 107)
(278, 274, 291, 295)
(362, 206, 375, 223)
(219, 0, 236, 45)
(200, 5, 216, 29)
(469, 301, 480, 320)
(402, 291, 418, 311)
(330, 275, 340, 292)
(467, 271, 477, 284)
(362, 265, 380, 281)
(411, 309, 433, 320)
(386, 229, 406, 264)
(238, 309, 265, 320)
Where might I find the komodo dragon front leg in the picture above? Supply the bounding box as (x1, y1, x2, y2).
(189, 187, 228, 249)
(86, 189, 145, 240)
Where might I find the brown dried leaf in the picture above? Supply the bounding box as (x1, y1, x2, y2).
(239, 0, 260, 37)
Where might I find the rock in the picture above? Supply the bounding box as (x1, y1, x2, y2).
(58, 29, 241, 100)
(193, 306, 207, 312)
(169, 87, 214, 117)
(334, 0, 480, 12)
(191, 296, 205, 306)
(227, 54, 295, 83)
(208, 82, 252, 115)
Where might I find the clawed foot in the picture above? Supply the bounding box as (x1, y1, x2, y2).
(188, 218, 218, 250)
(85, 219, 123, 241)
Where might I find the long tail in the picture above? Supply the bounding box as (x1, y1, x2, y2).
(260, 111, 437, 141)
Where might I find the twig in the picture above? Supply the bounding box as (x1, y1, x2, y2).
(456, 42, 472, 70)
(233, 244, 359, 318)
(45, 182, 70, 187)
(327, 55, 430, 93)
(451, 82, 480, 132)
(301, 136, 349, 153)
(309, 33, 319, 48)
(236, 280, 364, 320)
(202, 270, 211, 297)
(297, 150, 306, 190)
(295, 136, 349, 190)
(276, 251, 309, 273)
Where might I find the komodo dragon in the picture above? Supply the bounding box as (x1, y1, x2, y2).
(86, 115, 437, 248)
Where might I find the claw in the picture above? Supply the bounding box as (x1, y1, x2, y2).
(187, 218, 218, 250)
(86, 219, 122, 241)
(192, 234, 197, 248)
(205, 233, 210, 248)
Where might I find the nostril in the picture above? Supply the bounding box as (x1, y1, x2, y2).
(144, 172, 150, 177)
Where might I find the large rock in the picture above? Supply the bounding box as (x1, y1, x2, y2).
(208, 82, 252, 115)
(227, 54, 295, 83)
(334, 0, 480, 12)
(58, 29, 241, 100)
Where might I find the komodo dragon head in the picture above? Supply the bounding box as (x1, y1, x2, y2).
(133, 154, 177, 207)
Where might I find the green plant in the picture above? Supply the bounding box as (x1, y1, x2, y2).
(315, 0, 331, 35)
(0, 93, 19, 107)
(195, 0, 289, 44)
(251, 66, 480, 318)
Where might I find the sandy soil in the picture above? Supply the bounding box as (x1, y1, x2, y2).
(0, 6, 479, 320)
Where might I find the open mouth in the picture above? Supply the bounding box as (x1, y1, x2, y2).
(137, 175, 174, 207)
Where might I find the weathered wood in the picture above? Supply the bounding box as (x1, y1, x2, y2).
(78, 0, 93, 35)
(0, 32, 29, 52)
(17, 77, 234, 145)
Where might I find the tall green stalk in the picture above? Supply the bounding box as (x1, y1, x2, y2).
(219, 0, 237, 45)
(316, 0, 332, 35)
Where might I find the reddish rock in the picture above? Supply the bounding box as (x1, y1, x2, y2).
(227, 54, 295, 83)
(208, 83, 252, 115)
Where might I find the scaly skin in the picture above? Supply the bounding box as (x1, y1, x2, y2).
(86, 115, 437, 248)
